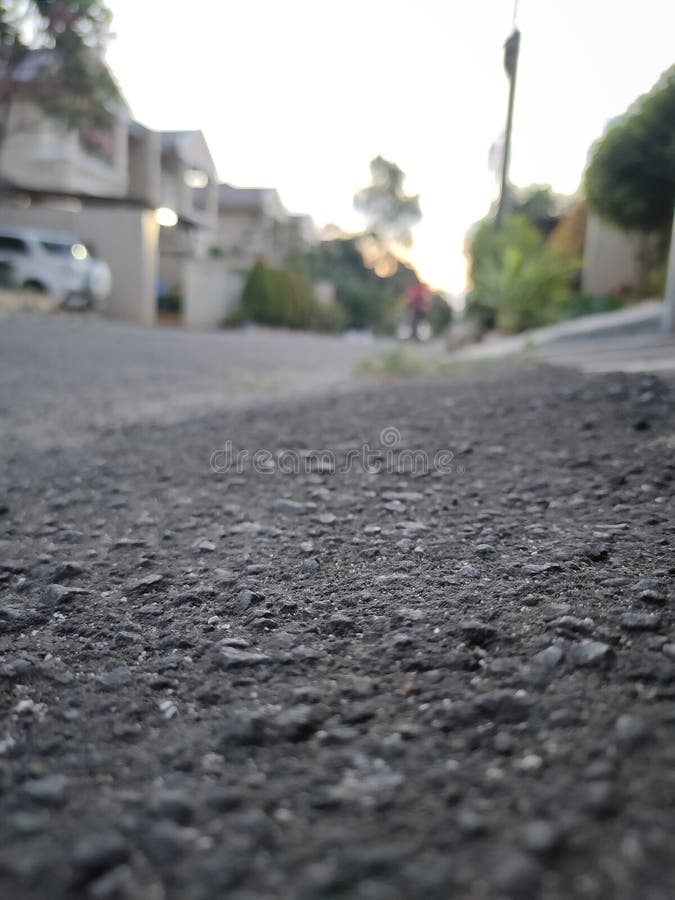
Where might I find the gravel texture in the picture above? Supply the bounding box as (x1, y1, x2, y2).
(1, 363, 675, 900)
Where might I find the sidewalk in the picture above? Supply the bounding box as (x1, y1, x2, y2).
(539, 332, 675, 373)
(452, 300, 675, 373)
(0, 287, 59, 314)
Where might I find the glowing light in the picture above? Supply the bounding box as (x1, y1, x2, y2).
(374, 256, 398, 278)
(155, 207, 178, 227)
(71, 243, 88, 261)
(184, 168, 208, 189)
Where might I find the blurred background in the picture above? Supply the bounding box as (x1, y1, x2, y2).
(0, 0, 673, 349)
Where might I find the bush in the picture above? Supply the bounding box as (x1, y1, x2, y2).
(312, 300, 348, 333)
(466, 215, 575, 334)
(157, 289, 182, 314)
(557, 294, 623, 320)
(234, 261, 345, 332)
(239, 262, 311, 329)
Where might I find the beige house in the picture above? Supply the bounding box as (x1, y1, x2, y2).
(0, 66, 223, 326)
(211, 184, 315, 269)
(155, 130, 219, 301)
(581, 213, 645, 297)
(0, 106, 128, 200)
(0, 53, 317, 328)
(0, 118, 157, 322)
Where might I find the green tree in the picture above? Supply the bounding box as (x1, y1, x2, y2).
(585, 65, 675, 233)
(236, 260, 344, 332)
(509, 184, 571, 236)
(298, 235, 417, 333)
(353, 155, 421, 253)
(0, 1, 119, 143)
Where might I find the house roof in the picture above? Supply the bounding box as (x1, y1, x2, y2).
(129, 120, 153, 139)
(159, 129, 217, 178)
(160, 130, 203, 153)
(217, 184, 266, 209)
(217, 183, 288, 220)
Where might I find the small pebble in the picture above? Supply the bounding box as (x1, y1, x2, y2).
(620, 612, 661, 632)
(615, 714, 648, 749)
(22, 774, 68, 807)
(521, 819, 562, 854)
(569, 640, 613, 667)
(301, 557, 320, 574)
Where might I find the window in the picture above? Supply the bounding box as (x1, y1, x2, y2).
(41, 241, 72, 256)
(79, 113, 115, 166)
(0, 236, 28, 254)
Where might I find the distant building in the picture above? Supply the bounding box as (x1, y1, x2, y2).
(211, 184, 316, 269)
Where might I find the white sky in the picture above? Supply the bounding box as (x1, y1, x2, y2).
(106, 0, 675, 295)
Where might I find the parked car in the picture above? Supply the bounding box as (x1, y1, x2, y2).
(0, 225, 112, 308)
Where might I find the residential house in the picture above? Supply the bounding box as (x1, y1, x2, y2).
(0, 51, 317, 328)
(0, 53, 222, 325)
(211, 184, 315, 269)
(581, 213, 651, 298)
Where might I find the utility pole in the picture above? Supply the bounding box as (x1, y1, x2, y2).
(496, 2, 521, 224)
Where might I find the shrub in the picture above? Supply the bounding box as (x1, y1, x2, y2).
(235, 261, 344, 332)
(548, 202, 587, 263)
(466, 215, 575, 334)
(557, 294, 623, 320)
(312, 300, 348, 333)
(157, 289, 182, 314)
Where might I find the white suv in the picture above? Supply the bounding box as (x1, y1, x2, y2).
(0, 225, 112, 308)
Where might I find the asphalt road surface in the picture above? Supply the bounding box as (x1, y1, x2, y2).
(0, 314, 384, 454)
(1, 315, 674, 900)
